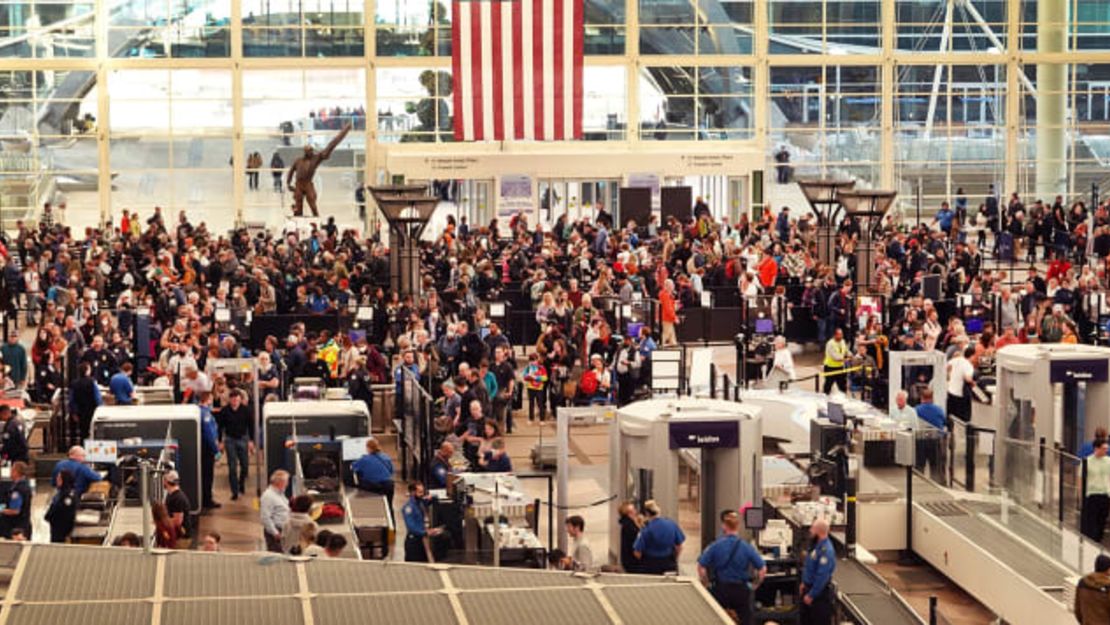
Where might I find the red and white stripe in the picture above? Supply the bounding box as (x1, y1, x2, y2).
(453, 0, 583, 141)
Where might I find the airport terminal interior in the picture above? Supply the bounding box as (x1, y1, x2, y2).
(4, 0, 1110, 624)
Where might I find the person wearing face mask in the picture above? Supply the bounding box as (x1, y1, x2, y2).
(436, 324, 461, 377)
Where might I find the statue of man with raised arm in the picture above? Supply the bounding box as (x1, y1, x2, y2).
(286, 121, 352, 217)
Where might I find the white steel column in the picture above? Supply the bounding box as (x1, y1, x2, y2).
(753, 0, 769, 167)
(231, 0, 245, 226)
(1036, 0, 1068, 200)
(95, 0, 110, 226)
(364, 0, 377, 236)
(880, 0, 895, 189)
(627, 0, 640, 143)
(1004, 0, 1020, 195)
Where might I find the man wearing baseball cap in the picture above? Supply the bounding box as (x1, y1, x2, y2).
(163, 470, 191, 541)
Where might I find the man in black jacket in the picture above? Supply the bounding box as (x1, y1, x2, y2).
(68, 364, 102, 441)
(0, 405, 28, 464)
(457, 322, 487, 369)
(217, 391, 255, 501)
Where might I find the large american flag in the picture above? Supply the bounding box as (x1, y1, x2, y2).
(452, 0, 584, 141)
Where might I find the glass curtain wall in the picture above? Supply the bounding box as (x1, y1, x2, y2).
(3, 0, 1110, 230)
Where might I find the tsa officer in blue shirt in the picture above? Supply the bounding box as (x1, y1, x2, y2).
(402, 481, 443, 562)
(52, 446, 104, 496)
(352, 438, 395, 508)
(697, 511, 766, 625)
(800, 518, 837, 625)
(429, 442, 455, 489)
(633, 500, 686, 574)
(198, 392, 221, 509)
(0, 462, 32, 540)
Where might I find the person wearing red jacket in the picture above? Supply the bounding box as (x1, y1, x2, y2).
(757, 249, 779, 291)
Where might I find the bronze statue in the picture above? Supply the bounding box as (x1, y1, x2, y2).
(286, 121, 352, 217)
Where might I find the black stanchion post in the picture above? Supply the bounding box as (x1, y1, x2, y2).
(547, 475, 554, 550)
(906, 464, 914, 555)
(929, 596, 938, 625)
(1057, 443, 1066, 525)
(966, 427, 977, 493)
(400, 378, 409, 480)
(709, 363, 716, 398)
(733, 333, 746, 390)
(1081, 455, 1089, 534)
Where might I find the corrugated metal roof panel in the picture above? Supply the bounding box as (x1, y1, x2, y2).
(15, 545, 155, 601)
(161, 598, 303, 625)
(603, 583, 726, 624)
(313, 594, 458, 625)
(163, 552, 299, 598)
(458, 588, 611, 625)
(593, 573, 675, 586)
(6, 601, 151, 625)
(448, 567, 586, 590)
(305, 559, 443, 594)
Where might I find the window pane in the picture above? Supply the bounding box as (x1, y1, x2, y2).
(375, 0, 448, 56)
(640, 26, 696, 54)
(376, 68, 453, 142)
(640, 0, 696, 24)
(584, 66, 627, 140)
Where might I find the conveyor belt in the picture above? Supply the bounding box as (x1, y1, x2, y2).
(981, 507, 1065, 565)
(834, 558, 923, 625)
(917, 500, 1070, 590)
(941, 516, 1067, 588)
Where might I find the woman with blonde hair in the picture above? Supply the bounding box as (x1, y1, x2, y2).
(632, 500, 685, 575)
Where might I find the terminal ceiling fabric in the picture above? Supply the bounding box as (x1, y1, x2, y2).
(452, 0, 584, 141)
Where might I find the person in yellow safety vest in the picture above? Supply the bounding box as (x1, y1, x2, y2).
(822, 327, 850, 395)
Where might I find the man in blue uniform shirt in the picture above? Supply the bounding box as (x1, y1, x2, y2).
(800, 518, 837, 625)
(697, 511, 767, 625)
(914, 388, 947, 431)
(52, 446, 103, 496)
(402, 481, 444, 562)
(0, 462, 32, 539)
(198, 392, 221, 509)
(633, 500, 686, 574)
(108, 362, 135, 405)
(351, 438, 395, 508)
(429, 442, 454, 489)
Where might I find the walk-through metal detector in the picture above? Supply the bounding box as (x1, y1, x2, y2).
(887, 350, 947, 414)
(608, 398, 762, 555)
(995, 344, 1110, 458)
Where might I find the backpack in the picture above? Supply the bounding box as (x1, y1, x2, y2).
(579, 371, 599, 396)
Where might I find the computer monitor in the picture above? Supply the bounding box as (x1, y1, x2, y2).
(744, 506, 765, 530)
(965, 317, 984, 334)
(827, 401, 845, 425)
(754, 318, 774, 335)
